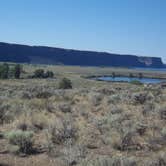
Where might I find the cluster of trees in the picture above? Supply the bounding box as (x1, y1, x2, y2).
(32, 69, 72, 89)
(0, 63, 73, 89)
(0, 63, 21, 79)
(129, 72, 143, 79)
(32, 69, 54, 78)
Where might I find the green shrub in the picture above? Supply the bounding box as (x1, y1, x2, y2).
(50, 120, 77, 145)
(129, 73, 134, 78)
(59, 78, 72, 89)
(0, 104, 12, 124)
(6, 130, 34, 154)
(132, 92, 147, 104)
(35, 91, 52, 99)
(138, 73, 143, 79)
(34, 69, 45, 78)
(161, 127, 166, 137)
(13, 64, 22, 79)
(33, 69, 54, 78)
(44, 71, 54, 78)
(112, 72, 116, 78)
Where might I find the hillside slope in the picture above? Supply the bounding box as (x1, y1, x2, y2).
(0, 42, 164, 68)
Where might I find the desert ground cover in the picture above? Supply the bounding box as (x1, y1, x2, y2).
(0, 65, 166, 166)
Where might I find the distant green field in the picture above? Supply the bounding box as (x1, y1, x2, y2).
(22, 64, 166, 79)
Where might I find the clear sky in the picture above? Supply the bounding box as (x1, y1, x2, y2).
(0, 0, 166, 63)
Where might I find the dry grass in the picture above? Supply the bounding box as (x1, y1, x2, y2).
(0, 65, 166, 166)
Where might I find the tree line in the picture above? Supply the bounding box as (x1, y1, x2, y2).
(0, 63, 55, 79)
(0, 63, 21, 79)
(0, 63, 72, 89)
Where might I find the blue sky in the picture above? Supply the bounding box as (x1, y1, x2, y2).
(0, 0, 166, 62)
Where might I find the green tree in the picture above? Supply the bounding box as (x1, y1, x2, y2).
(34, 69, 45, 78)
(33, 69, 54, 78)
(13, 64, 21, 79)
(138, 72, 143, 79)
(112, 72, 116, 78)
(129, 73, 134, 78)
(44, 71, 54, 78)
(0, 63, 9, 79)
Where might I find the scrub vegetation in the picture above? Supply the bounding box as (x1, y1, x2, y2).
(0, 64, 166, 166)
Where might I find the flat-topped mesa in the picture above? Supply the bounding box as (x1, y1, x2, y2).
(138, 56, 164, 68)
(0, 42, 164, 68)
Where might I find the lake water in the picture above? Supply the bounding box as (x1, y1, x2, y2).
(132, 67, 166, 72)
(96, 76, 166, 84)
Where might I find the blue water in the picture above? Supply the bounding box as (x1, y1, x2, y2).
(97, 76, 166, 84)
(133, 67, 166, 72)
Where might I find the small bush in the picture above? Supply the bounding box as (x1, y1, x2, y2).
(50, 145, 87, 165)
(142, 102, 156, 116)
(0, 104, 12, 124)
(161, 127, 166, 137)
(120, 132, 142, 151)
(160, 107, 166, 120)
(6, 130, 34, 154)
(58, 103, 71, 113)
(59, 78, 72, 89)
(88, 92, 103, 106)
(17, 123, 28, 131)
(107, 94, 121, 104)
(50, 120, 77, 145)
(35, 91, 52, 99)
(132, 92, 147, 104)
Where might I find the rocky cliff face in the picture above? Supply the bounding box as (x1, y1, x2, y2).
(0, 42, 164, 68)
